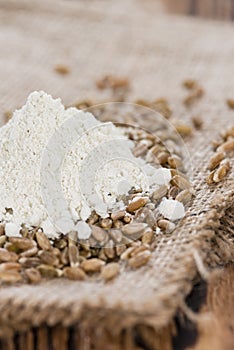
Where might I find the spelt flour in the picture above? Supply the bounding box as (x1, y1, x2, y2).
(0, 92, 169, 238)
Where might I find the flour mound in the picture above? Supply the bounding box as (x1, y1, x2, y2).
(0, 92, 153, 237)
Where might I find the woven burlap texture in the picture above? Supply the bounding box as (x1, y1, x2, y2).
(0, 0, 233, 337)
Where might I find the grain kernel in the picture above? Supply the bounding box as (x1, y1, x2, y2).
(158, 219, 175, 233)
(80, 258, 105, 273)
(101, 263, 120, 281)
(54, 64, 70, 75)
(128, 250, 151, 268)
(35, 231, 51, 250)
(176, 189, 193, 205)
(25, 268, 41, 283)
(213, 162, 231, 183)
(126, 197, 148, 213)
(171, 175, 191, 190)
(208, 151, 226, 171)
(63, 267, 86, 281)
(217, 139, 234, 154)
(226, 99, 234, 109)
(122, 223, 147, 236)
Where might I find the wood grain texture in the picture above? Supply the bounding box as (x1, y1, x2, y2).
(163, 0, 234, 20)
(186, 264, 234, 350)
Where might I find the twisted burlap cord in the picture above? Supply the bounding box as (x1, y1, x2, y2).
(0, 0, 233, 346)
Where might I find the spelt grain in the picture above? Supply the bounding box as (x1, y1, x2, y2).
(141, 228, 154, 245)
(176, 189, 193, 205)
(38, 250, 60, 267)
(80, 258, 105, 273)
(171, 175, 191, 190)
(19, 246, 38, 258)
(0, 248, 18, 262)
(158, 219, 176, 233)
(91, 226, 108, 243)
(37, 264, 60, 278)
(126, 197, 148, 213)
(63, 267, 86, 281)
(128, 250, 151, 268)
(213, 162, 231, 183)
(217, 139, 234, 154)
(110, 210, 126, 221)
(24, 268, 41, 283)
(54, 64, 70, 75)
(8, 237, 36, 251)
(122, 223, 147, 236)
(36, 231, 51, 250)
(0, 271, 22, 283)
(0, 262, 21, 272)
(101, 263, 120, 281)
(208, 151, 226, 171)
(68, 245, 79, 267)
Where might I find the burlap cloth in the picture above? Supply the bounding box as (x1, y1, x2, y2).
(0, 1, 233, 348)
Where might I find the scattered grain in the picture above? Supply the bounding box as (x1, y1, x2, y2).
(110, 210, 125, 221)
(122, 223, 147, 236)
(174, 123, 193, 137)
(68, 245, 79, 267)
(184, 87, 204, 107)
(171, 175, 191, 190)
(8, 237, 36, 251)
(20, 246, 38, 257)
(183, 79, 198, 90)
(60, 247, 69, 265)
(176, 189, 193, 205)
(213, 161, 231, 183)
(128, 250, 151, 268)
(208, 151, 226, 171)
(63, 267, 86, 281)
(18, 257, 41, 268)
(120, 247, 135, 260)
(226, 99, 234, 109)
(158, 219, 176, 233)
(104, 240, 115, 259)
(24, 268, 41, 283)
(0, 271, 22, 283)
(0, 225, 4, 236)
(141, 228, 154, 245)
(109, 229, 123, 243)
(116, 244, 127, 256)
(91, 226, 107, 243)
(152, 185, 168, 201)
(217, 139, 234, 154)
(54, 64, 70, 75)
(0, 262, 21, 272)
(126, 197, 148, 213)
(101, 262, 120, 281)
(0, 236, 6, 247)
(37, 264, 60, 278)
(38, 250, 60, 267)
(0, 248, 18, 262)
(80, 258, 105, 273)
(100, 218, 112, 229)
(36, 231, 51, 250)
(3, 110, 13, 123)
(192, 116, 203, 130)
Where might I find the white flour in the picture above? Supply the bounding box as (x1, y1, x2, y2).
(0, 91, 168, 238)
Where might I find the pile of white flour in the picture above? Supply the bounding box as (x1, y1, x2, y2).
(0, 91, 171, 238)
